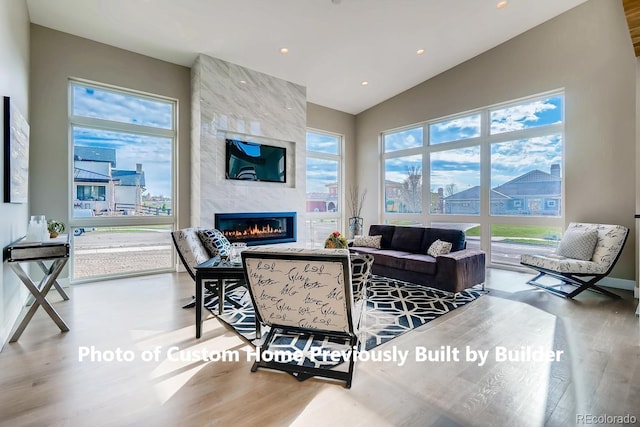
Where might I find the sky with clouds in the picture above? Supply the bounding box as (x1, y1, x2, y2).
(384, 95, 563, 193)
(72, 84, 562, 203)
(72, 84, 173, 197)
(306, 132, 340, 194)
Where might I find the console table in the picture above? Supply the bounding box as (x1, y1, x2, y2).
(194, 258, 245, 339)
(3, 234, 70, 342)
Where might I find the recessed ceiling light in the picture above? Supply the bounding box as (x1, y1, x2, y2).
(280, 47, 289, 54)
(361, 81, 369, 86)
(496, 1, 508, 9)
(416, 49, 425, 55)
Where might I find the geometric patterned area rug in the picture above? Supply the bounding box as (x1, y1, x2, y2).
(204, 275, 483, 352)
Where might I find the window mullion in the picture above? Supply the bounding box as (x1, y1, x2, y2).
(71, 116, 175, 139)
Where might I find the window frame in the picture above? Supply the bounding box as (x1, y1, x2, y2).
(305, 129, 344, 247)
(68, 78, 178, 282)
(380, 90, 565, 269)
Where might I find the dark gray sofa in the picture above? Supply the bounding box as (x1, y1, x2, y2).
(349, 224, 485, 293)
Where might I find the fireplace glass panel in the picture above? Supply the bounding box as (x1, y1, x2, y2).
(214, 212, 296, 245)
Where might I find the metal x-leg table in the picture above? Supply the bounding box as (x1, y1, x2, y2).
(4, 234, 70, 342)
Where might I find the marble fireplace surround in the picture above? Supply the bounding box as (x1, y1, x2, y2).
(191, 54, 307, 243)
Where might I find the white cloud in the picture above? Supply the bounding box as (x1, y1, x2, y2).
(490, 99, 558, 134)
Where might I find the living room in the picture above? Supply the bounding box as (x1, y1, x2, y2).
(1, 0, 639, 425)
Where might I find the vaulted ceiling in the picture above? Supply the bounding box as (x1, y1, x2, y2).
(27, 0, 590, 114)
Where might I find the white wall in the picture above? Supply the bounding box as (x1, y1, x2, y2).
(0, 0, 31, 348)
(355, 0, 637, 281)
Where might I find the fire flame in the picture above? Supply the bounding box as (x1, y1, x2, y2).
(223, 223, 284, 239)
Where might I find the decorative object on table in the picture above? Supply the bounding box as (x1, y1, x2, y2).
(230, 242, 247, 264)
(347, 185, 367, 238)
(324, 231, 348, 249)
(3, 96, 30, 204)
(348, 217, 363, 239)
(47, 219, 65, 238)
(26, 215, 49, 242)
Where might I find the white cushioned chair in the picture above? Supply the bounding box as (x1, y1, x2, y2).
(520, 222, 628, 299)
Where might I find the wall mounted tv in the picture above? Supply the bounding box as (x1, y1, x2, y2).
(225, 138, 286, 183)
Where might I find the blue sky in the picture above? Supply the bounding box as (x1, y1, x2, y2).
(73, 83, 562, 200)
(384, 96, 563, 191)
(72, 84, 173, 197)
(306, 132, 340, 194)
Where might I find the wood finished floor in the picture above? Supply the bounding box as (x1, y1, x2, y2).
(0, 269, 638, 427)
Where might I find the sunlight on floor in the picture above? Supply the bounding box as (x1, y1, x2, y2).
(130, 321, 249, 404)
(289, 387, 395, 427)
(375, 295, 562, 426)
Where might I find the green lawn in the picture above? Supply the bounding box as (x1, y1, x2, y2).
(466, 224, 561, 245)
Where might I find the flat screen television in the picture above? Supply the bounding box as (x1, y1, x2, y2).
(225, 139, 286, 183)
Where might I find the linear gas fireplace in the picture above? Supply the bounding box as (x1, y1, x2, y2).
(214, 212, 297, 246)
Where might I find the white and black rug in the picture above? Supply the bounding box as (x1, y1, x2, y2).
(204, 275, 483, 355)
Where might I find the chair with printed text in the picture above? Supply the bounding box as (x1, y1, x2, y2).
(520, 222, 628, 299)
(240, 247, 371, 388)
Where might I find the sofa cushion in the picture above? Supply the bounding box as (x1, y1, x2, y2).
(368, 224, 396, 249)
(371, 249, 412, 270)
(401, 253, 437, 275)
(390, 226, 425, 252)
(422, 228, 466, 252)
(349, 247, 379, 257)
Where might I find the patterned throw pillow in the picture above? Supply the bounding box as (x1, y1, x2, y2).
(556, 229, 598, 261)
(427, 239, 452, 257)
(197, 229, 232, 257)
(353, 235, 382, 249)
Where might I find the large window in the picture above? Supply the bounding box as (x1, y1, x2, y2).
(69, 80, 176, 281)
(381, 92, 564, 268)
(306, 130, 342, 248)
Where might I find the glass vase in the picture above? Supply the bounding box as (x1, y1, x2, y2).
(349, 217, 363, 239)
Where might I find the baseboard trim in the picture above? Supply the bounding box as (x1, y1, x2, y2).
(600, 277, 635, 291)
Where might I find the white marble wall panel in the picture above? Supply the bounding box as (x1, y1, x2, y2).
(191, 55, 307, 243)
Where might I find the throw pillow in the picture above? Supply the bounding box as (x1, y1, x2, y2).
(353, 235, 382, 249)
(555, 229, 598, 261)
(198, 228, 232, 257)
(427, 239, 452, 257)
